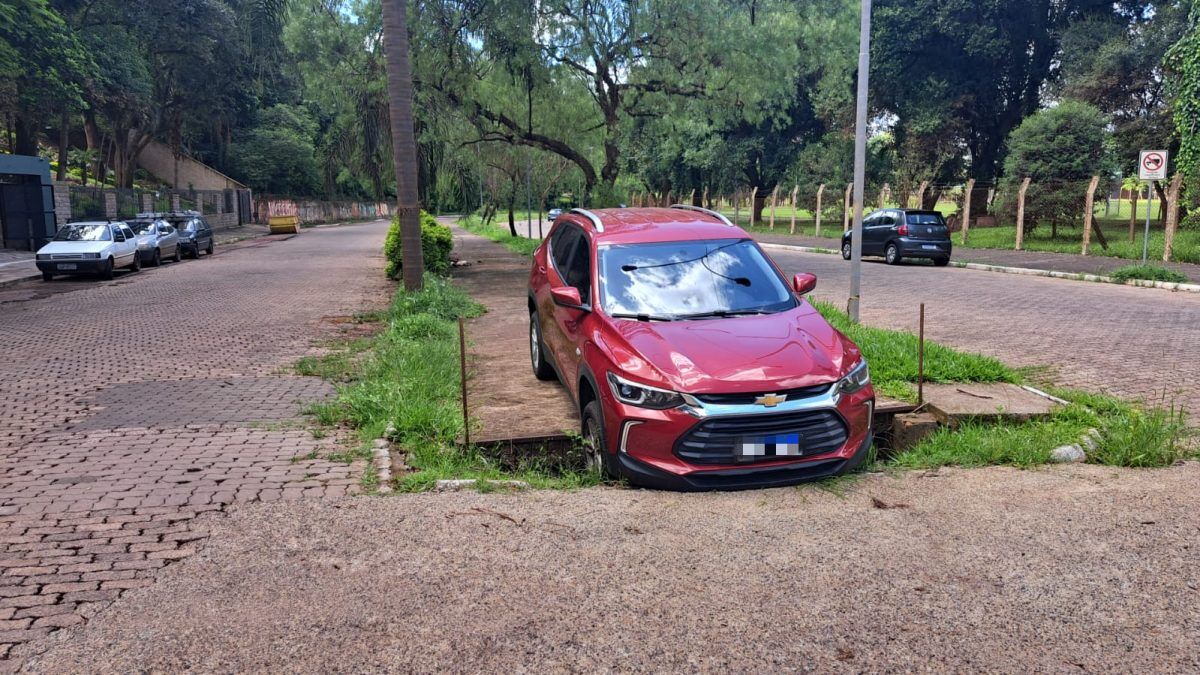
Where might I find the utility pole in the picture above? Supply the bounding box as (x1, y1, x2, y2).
(526, 153, 532, 239)
(848, 0, 872, 323)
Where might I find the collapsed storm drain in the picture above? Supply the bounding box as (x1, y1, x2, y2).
(65, 377, 336, 431)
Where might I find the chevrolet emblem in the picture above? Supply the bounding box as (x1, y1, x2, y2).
(754, 393, 787, 407)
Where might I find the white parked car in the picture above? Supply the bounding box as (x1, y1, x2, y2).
(35, 221, 142, 281)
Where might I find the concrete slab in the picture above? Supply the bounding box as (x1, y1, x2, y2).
(923, 383, 1061, 426)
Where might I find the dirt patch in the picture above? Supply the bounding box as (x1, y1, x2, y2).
(449, 226, 579, 443)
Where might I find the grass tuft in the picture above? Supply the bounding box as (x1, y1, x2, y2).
(458, 215, 542, 256)
(1107, 264, 1189, 284)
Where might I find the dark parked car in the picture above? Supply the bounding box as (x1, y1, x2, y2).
(841, 209, 952, 266)
(141, 211, 214, 258)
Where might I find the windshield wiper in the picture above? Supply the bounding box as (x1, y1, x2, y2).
(609, 312, 676, 322)
(676, 309, 771, 320)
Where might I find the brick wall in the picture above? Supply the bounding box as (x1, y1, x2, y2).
(52, 182, 71, 226)
(104, 192, 117, 219)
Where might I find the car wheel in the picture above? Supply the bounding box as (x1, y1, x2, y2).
(581, 401, 618, 479)
(841, 241, 852, 260)
(129, 253, 141, 273)
(173, 245, 181, 263)
(206, 240, 214, 255)
(933, 257, 950, 267)
(101, 257, 115, 280)
(41, 271, 53, 282)
(151, 249, 161, 267)
(529, 312, 556, 381)
(885, 243, 901, 265)
(191, 245, 200, 259)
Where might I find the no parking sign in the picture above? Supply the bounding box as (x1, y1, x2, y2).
(1139, 150, 1168, 181)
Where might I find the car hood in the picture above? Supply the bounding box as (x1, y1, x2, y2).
(601, 303, 861, 394)
(37, 241, 110, 255)
(135, 234, 156, 244)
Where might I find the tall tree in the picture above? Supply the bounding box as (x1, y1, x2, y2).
(383, 0, 424, 291)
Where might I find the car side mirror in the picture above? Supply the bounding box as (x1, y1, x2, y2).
(551, 286, 586, 311)
(792, 273, 817, 295)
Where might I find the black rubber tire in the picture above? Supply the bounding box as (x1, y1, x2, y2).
(41, 271, 53, 282)
(206, 240, 214, 255)
(129, 253, 141, 273)
(841, 241, 852, 260)
(190, 245, 200, 259)
(150, 249, 161, 267)
(101, 257, 115, 280)
(933, 257, 950, 267)
(582, 401, 618, 479)
(529, 312, 556, 381)
(885, 243, 901, 265)
(173, 245, 181, 263)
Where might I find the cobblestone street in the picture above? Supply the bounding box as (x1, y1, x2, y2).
(0, 222, 392, 661)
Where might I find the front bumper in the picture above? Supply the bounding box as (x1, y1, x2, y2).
(36, 259, 105, 274)
(896, 237, 952, 259)
(604, 382, 876, 491)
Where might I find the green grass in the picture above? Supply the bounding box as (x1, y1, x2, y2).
(895, 390, 1194, 470)
(1107, 264, 1189, 284)
(960, 223, 1200, 264)
(813, 301, 1020, 401)
(458, 214, 542, 256)
(299, 274, 602, 491)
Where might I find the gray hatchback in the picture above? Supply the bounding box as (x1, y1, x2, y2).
(841, 209, 952, 266)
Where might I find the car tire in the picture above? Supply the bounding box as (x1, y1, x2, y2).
(885, 243, 901, 265)
(581, 401, 618, 479)
(151, 249, 161, 267)
(841, 242, 852, 260)
(529, 312, 556, 381)
(933, 257, 950, 267)
(41, 271, 53, 282)
(206, 240, 214, 255)
(129, 254, 141, 273)
(173, 245, 181, 263)
(101, 257, 115, 280)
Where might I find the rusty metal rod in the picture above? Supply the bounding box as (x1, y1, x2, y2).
(918, 303, 926, 405)
(458, 316, 470, 447)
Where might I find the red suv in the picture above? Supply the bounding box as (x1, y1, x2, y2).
(528, 206, 875, 490)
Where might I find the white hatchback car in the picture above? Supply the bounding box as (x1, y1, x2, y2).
(35, 221, 142, 281)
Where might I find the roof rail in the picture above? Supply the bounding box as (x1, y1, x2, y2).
(669, 204, 735, 227)
(570, 208, 605, 233)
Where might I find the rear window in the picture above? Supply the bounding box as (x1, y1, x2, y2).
(906, 212, 946, 226)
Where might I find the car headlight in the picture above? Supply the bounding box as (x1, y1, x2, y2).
(836, 359, 871, 396)
(86, 253, 100, 259)
(607, 372, 685, 410)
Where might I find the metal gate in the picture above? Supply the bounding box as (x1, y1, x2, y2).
(0, 155, 57, 252)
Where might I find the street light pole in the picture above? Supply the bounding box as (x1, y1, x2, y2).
(848, 0, 872, 323)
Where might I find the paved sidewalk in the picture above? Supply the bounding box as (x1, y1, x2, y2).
(0, 220, 391, 663)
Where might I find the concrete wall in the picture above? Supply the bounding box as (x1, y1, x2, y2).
(137, 138, 244, 191)
(53, 182, 71, 227)
(252, 197, 393, 225)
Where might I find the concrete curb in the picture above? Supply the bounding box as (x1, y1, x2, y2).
(757, 242, 1200, 294)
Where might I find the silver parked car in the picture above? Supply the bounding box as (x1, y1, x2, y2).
(128, 218, 181, 266)
(35, 221, 141, 281)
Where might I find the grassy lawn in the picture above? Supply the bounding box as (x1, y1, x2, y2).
(458, 214, 542, 255)
(960, 223, 1200, 264)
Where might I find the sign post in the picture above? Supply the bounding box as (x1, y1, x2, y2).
(1138, 150, 1168, 263)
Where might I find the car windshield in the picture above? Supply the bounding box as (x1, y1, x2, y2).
(599, 239, 796, 320)
(128, 221, 157, 234)
(906, 212, 946, 226)
(54, 224, 111, 242)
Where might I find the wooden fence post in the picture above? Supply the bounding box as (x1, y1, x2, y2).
(1163, 173, 1184, 263)
(702, 186, 709, 208)
(1081, 175, 1100, 255)
(879, 183, 889, 208)
(843, 183, 853, 231)
(749, 186, 759, 226)
(769, 186, 779, 229)
(1015, 177, 1031, 251)
(815, 184, 825, 237)
(789, 185, 799, 234)
(916, 181, 929, 209)
(734, 190, 741, 225)
(961, 178, 975, 245)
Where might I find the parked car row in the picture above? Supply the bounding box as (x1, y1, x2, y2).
(35, 211, 216, 281)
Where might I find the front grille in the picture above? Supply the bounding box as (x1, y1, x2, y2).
(51, 254, 85, 260)
(691, 383, 832, 405)
(675, 409, 849, 465)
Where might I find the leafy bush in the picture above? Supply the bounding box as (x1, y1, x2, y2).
(384, 211, 452, 278)
(1108, 264, 1189, 284)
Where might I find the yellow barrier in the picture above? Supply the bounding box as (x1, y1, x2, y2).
(268, 215, 300, 234)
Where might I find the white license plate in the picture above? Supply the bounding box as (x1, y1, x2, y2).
(56, 263, 77, 270)
(922, 245, 939, 250)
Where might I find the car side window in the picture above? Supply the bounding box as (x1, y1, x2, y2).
(112, 226, 125, 242)
(878, 214, 894, 226)
(562, 232, 592, 304)
(122, 226, 135, 240)
(550, 225, 578, 273)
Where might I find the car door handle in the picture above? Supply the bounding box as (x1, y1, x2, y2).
(537, 265, 546, 274)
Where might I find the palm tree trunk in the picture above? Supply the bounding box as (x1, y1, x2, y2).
(382, 0, 424, 291)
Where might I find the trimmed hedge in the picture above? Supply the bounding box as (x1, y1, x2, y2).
(384, 211, 453, 278)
